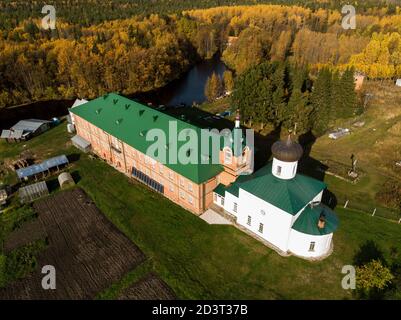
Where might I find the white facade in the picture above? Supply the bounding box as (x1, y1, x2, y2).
(288, 230, 333, 258)
(272, 158, 298, 180)
(70, 99, 88, 125)
(213, 151, 336, 259)
(214, 186, 333, 258)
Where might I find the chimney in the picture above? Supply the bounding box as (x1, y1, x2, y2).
(318, 213, 326, 229)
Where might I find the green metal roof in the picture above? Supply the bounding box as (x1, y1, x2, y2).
(213, 184, 226, 196)
(292, 204, 339, 235)
(225, 183, 239, 197)
(71, 93, 223, 184)
(228, 162, 326, 215)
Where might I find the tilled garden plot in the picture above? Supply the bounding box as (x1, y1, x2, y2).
(0, 188, 146, 299)
(118, 273, 176, 300)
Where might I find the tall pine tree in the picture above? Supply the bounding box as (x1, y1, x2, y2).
(339, 68, 358, 118)
(311, 68, 332, 136)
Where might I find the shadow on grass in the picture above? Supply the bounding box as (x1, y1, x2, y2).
(67, 153, 81, 163)
(353, 239, 386, 266)
(46, 177, 60, 193)
(70, 170, 81, 184)
(298, 130, 337, 208)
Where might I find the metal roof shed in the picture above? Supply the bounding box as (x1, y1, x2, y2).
(71, 135, 91, 153)
(11, 119, 51, 133)
(19, 181, 49, 203)
(16, 155, 69, 181)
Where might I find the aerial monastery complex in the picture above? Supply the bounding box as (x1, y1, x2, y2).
(70, 93, 338, 259)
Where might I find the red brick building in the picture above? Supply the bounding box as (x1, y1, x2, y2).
(71, 93, 252, 214)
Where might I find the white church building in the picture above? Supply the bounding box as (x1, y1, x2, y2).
(213, 135, 339, 259)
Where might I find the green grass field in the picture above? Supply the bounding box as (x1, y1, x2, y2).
(1, 122, 400, 299)
(310, 81, 401, 221)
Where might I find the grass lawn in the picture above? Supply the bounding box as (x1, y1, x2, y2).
(310, 81, 401, 221)
(1, 123, 400, 299)
(199, 96, 231, 114)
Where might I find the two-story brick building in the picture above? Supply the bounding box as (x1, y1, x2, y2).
(70, 93, 252, 214)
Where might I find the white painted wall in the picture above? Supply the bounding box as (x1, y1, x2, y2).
(213, 194, 225, 207)
(288, 230, 333, 258)
(235, 189, 293, 251)
(224, 192, 239, 217)
(272, 158, 298, 180)
(213, 184, 330, 258)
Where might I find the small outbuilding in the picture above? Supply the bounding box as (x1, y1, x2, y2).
(16, 154, 69, 181)
(71, 135, 91, 153)
(19, 181, 49, 203)
(58, 172, 75, 189)
(329, 128, 350, 140)
(0, 119, 51, 143)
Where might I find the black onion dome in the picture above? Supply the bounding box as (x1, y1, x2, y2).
(271, 135, 303, 162)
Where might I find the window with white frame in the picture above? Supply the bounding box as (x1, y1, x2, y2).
(188, 183, 193, 192)
(180, 191, 185, 199)
(309, 242, 316, 252)
(258, 223, 264, 233)
(213, 193, 217, 202)
(188, 195, 193, 204)
(233, 202, 238, 213)
(247, 215, 251, 226)
(180, 178, 185, 187)
(276, 166, 282, 176)
(169, 184, 174, 192)
(169, 171, 173, 180)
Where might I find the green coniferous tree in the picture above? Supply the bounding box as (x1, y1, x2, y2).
(339, 68, 358, 118)
(283, 64, 311, 134)
(330, 70, 341, 121)
(311, 68, 332, 136)
(271, 62, 287, 126)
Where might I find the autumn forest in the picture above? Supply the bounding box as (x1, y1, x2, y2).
(0, 1, 400, 113)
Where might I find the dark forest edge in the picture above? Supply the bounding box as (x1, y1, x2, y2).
(0, 0, 397, 29)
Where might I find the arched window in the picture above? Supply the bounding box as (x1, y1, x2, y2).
(224, 147, 232, 164)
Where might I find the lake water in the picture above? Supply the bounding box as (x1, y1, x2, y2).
(0, 56, 227, 129)
(145, 55, 227, 106)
